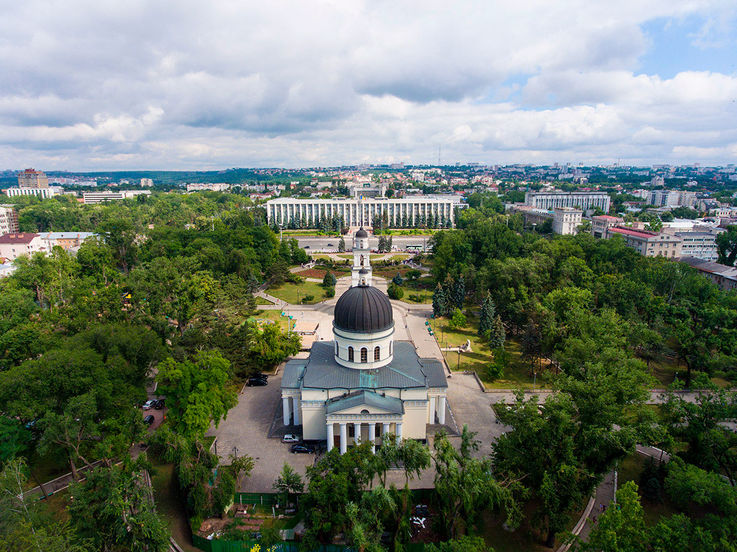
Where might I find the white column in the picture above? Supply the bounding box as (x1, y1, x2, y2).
(396, 422, 403, 442)
(429, 396, 436, 423)
(339, 423, 347, 454)
(438, 396, 446, 425)
(368, 423, 376, 453)
(327, 423, 334, 452)
(293, 397, 301, 425)
(282, 396, 291, 426)
(382, 422, 390, 436)
(354, 422, 360, 445)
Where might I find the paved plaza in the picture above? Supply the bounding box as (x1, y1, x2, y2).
(209, 275, 508, 491)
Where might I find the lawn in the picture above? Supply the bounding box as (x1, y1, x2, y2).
(250, 309, 290, 331)
(255, 296, 274, 305)
(616, 453, 680, 526)
(267, 280, 329, 304)
(430, 314, 545, 389)
(150, 462, 200, 551)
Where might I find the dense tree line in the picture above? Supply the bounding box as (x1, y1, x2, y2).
(0, 193, 301, 550)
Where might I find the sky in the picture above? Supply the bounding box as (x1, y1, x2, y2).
(1, 0, 736, 170)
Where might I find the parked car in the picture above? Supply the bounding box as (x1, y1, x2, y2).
(253, 373, 268, 381)
(153, 399, 165, 410)
(246, 377, 268, 387)
(304, 245, 310, 249)
(282, 434, 300, 443)
(327, 243, 334, 246)
(290, 443, 314, 454)
(143, 415, 155, 425)
(142, 400, 155, 410)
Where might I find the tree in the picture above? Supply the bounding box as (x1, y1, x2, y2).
(448, 308, 467, 330)
(323, 271, 337, 288)
(0, 458, 89, 552)
(433, 283, 447, 317)
(392, 272, 404, 286)
(452, 275, 466, 309)
(434, 427, 519, 539)
(478, 292, 496, 337)
(68, 459, 170, 552)
(338, 237, 346, 252)
(716, 225, 737, 266)
(573, 481, 647, 552)
(346, 486, 396, 552)
(388, 283, 404, 300)
(426, 536, 495, 552)
(487, 315, 506, 349)
(156, 351, 237, 438)
(273, 463, 304, 508)
(0, 416, 31, 465)
(378, 235, 388, 252)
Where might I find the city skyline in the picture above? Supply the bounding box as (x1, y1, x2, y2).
(1, 1, 736, 170)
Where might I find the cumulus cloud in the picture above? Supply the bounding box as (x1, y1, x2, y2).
(0, 0, 735, 169)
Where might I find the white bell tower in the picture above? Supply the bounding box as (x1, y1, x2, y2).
(351, 228, 371, 287)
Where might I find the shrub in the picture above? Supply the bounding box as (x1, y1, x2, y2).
(324, 287, 335, 298)
(301, 294, 314, 303)
(387, 283, 404, 300)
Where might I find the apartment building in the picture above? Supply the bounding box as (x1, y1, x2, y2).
(83, 190, 151, 204)
(680, 256, 737, 292)
(606, 226, 682, 258)
(591, 215, 624, 238)
(552, 207, 582, 235)
(17, 168, 49, 188)
(524, 191, 610, 213)
(0, 233, 46, 261)
(0, 205, 19, 234)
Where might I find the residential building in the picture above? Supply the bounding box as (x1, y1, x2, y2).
(552, 207, 582, 235)
(679, 256, 737, 292)
(40, 232, 96, 252)
(606, 226, 682, 258)
(17, 168, 49, 188)
(82, 190, 151, 204)
(0, 233, 47, 261)
(661, 222, 723, 262)
(266, 196, 463, 228)
(140, 178, 154, 187)
(185, 183, 231, 192)
(648, 189, 680, 207)
(0, 205, 19, 234)
(524, 191, 610, 213)
(591, 215, 624, 238)
(3, 186, 61, 199)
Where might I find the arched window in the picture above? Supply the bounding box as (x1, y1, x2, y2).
(360, 347, 367, 363)
(360, 255, 364, 266)
(374, 346, 380, 361)
(348, 346, 354, 362)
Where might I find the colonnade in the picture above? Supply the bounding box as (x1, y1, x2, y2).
(326, 421, 403, 454)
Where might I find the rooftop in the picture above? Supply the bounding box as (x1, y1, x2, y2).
(281, 341, 447, 391)
(0, 232, 39, 244)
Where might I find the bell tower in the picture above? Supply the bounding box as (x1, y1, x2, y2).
(351, 227, 371, 287)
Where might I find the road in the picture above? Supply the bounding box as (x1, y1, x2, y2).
(296, 235, 432, 252)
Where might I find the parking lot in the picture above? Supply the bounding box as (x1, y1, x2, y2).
(208, 373, 317, 492)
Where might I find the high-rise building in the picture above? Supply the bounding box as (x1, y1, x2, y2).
(0, 205, 19, 234)
(17, 169, 49, 189)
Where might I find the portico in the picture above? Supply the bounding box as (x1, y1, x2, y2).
(326, 418, 403, 453)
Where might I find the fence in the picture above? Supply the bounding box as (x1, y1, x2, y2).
(234, 492, 281, 506)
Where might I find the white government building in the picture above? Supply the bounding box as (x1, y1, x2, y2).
(525, 191, 611, 213)
(265, 196, 462, 228)
(280, 232, 448, 453)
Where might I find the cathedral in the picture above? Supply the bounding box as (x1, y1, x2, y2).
(280, 228, 448, 453)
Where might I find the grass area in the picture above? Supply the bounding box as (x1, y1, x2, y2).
(255, 296, 274, 305)
(430, 315, 546, 389)
(616, 453, 680, 526)
(42, 487, 71, 523)
(23, 450, 70, 491)
(250, 309, 290, 331)
(267, 280, 329, 304)
(150, 462, 200, 551)
(400, 290, 433, 304)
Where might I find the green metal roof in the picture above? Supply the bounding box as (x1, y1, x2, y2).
(326, 390, 404, 415)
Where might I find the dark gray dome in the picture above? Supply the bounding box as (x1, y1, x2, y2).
(334, 285, 393, 333)
(355, 227, 368, 238)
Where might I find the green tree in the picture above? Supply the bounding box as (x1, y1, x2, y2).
(426, 536, 495, 552)
(338, 237, 345, 252)
(156, 351, 237, 438)
(448, 308, 467, 330)
(716, 225, 737, 266)
(452, 275, 466, 309)
(68, 459, 170, 552)
(487, 315, 506, 349)
(478, 292, 496, 337)
(273, 463, 304, 508)
(433, 283, 447, 317)
(434, 427, 519, 538)
(392, 272, 404, 286)
(322, 271, 337, 288)
(388, 283, 404, 300)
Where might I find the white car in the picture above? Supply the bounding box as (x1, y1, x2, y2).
(142, 400, 156, 411)
(282, 434, 300, 443)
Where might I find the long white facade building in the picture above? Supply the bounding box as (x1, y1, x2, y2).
(525, 191, 610, 213)
(265, 196, 462, 228)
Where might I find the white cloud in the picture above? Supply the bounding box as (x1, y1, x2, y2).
(0, 0, 735, 168)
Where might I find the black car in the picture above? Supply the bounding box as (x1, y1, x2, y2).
(253, 373, 268, 381)
(153, 399, 165, 410)
(246, 377, 268, 387)
(290, 443, 314, 454)
(143, 415, 155, 425)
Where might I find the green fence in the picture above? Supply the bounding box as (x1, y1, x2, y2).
(234, 492, 280, 506)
